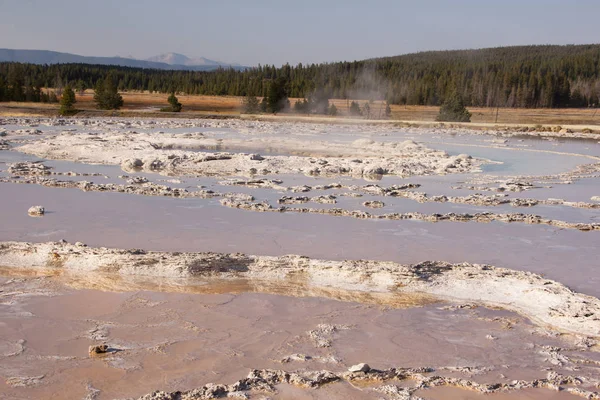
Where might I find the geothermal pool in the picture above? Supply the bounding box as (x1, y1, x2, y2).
(0, 117, 599, 399)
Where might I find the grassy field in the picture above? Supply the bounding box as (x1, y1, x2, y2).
(75, 92, 243, 114)
(1, 91, 599, 130)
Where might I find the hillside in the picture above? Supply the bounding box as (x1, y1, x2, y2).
(1, 44, 599, 108)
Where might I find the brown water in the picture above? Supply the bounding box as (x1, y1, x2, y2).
(0, 274, 592, 400)
(414, 387, 581, 400)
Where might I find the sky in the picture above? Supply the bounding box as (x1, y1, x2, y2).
(1, 0, 599, 66)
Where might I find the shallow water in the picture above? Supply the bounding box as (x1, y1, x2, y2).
(414, 387, 582, 400)
(3, 145, 598, 224)
(1, 183, 598, 298)
(0, 274, 591, 400)
(1, 119, 600, 399)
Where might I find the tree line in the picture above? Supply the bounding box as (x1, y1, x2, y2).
(1, 44, 600, 109)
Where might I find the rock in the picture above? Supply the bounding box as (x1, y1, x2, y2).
(4, 375, 45, 388)
(75, 242, 87, 247)
(348, 363, 371, 373)
(121, 158, 144, 171)
(127, 176, 149, 184)
(311, 195, 337, 204)
(220, 199, 600, 231)
(148, 159, 165, 170)
(289, 185, 312, 193)
(249, 154, 264, 161)
(278, 196, 309, 204)
(89, 344, 108, 355)
(131, 365, 597, 400)
(27, 206, 44, 216)
(281, 354, 312, 363)
(363, 200, 385, 208)
(364, 166, 386, 176)
(8, 162, 52, 176)
(352, 138, 374, 147)
(0, 139, 8, 150)
(559, 128, 573, 134)
(14, 128, 42, 135)
(592, 196, 600, 202)
(223, 193, 255, 202)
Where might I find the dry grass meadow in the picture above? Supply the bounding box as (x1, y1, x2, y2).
(1, 91, 599, 130)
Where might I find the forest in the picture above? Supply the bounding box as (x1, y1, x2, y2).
(0, 44, 599, 108)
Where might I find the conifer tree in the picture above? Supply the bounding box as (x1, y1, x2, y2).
(3, 44, 600, 109)
(363, 102, 371, 119)
(94, 75, 123, 110)
(242, 93, 260, 114)
(328, 104, 338, 116)
(266, 78, 288, 113)
(59, 85, 77, 115)
(260, 97, 268, 112)
(436, 91, 472, 122)
(76, 79, 86, 95)
(0, 76, 6, 101)
(349, 101, 362, 116)
(166, 93, 182, 112)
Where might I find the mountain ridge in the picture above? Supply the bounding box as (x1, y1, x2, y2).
(145, 52, 240, 67)
(0, 49, 245, 71)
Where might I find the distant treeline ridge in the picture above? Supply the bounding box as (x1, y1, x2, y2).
(1, 44, 599, 108)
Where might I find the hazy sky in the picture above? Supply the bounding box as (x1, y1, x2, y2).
(1, 0, 598, 66)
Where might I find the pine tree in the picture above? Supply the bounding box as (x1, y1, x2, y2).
(4, 44, 600, 109)
(363, 102, 371, 119)
(0, 76, 6, 101)
(349, 101, 362, 116)
(242, 94, 260, 114)
(7, 65, 25, 101)
(328, 104, 338, 116)
(54, 73, 63, 97)
(94, 75, 123, 110)
(163, 93, 182, 112)
(266, 78, 288, 113)
(436, 91, 472, 122)
(59, 85, 77, 115)
(76, 79, 86, 96)
(294, 99, 309, 114)
(260, 97, 268, 112)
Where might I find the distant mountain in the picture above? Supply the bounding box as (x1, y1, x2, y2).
(0, 49, 245, 71)
(145, 52, 240, 67)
